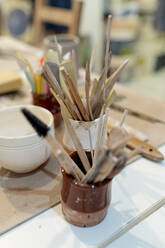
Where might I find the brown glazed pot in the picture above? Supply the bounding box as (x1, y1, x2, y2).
(33, 93, 62, 127)
(61, 151, 112, 227)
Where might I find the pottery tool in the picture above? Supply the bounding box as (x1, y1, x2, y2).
(21, 108, 84, 181)
(46, 61, 60, 84)
(50, 88, 72, 119)
(108, 117, 148, 141)
(0, 70, 22, 94)
(103, 15, 112, 102)
(89, 78, 98, 110)
(98, 108, 110, 152)
(89, 45, 96, 72)
(71, 49, 78, 77)
(88, 127, 94, 164)
(61, 68, 89, 121)
(61, 102, 91, 173)
(81, 149, 111, 184)
(92, 59, 128, 118)
(98, 197, 165, 247)
(85, 62, 92, 120)
(82, 135, 133, 184)
(107, 126, 127, 153)
(120, 109, 128, 127)
(91, 69, 106, 112)
(44, 67, 76, 120)
(104, 90, 117, 112)
(94, 153, 119, 183)
(42, 17, 127, 121)
(93, 108, 105, 166)
(60, 60, 77, 87)
(105, 59, 129, 100)
(108, 147, 143, 180)
(111, 103, 165, 125)
(127, 137, 164, 162)
(108, 116, 164, 162)
(43, 64, 64, 101)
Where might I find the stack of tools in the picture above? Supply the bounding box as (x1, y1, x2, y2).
(42, 16, 128, 121)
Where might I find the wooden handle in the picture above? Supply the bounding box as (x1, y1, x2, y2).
(127, 137, 164, 162)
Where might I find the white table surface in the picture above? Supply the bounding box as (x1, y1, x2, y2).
(0, 145, 165, 248)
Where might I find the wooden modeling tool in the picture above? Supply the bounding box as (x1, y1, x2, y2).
(61, 68, 89, 121)
(108, 109, 164, 162)
(61, 102, 91, 173)
(81, 150, 111, 184)
(85, 62, 93, 121)
(127, 137, 164, 162)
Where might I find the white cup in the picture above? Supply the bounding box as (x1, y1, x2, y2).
(63, 115, 106, 152)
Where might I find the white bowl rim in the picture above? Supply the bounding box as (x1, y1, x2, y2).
(0, 105, 54, 142)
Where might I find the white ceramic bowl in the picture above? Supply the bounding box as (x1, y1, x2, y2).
(0, 105, 54, 173)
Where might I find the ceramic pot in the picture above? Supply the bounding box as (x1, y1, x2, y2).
(61, 151, 112, 227)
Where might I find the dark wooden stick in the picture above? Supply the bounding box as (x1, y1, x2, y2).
(61, 68, 90, 121)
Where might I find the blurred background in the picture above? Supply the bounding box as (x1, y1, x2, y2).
(0, 0, 165, 101)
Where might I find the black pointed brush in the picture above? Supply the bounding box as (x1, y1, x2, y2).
(21, 108, 84, 181)
(21, 108, 50, 137)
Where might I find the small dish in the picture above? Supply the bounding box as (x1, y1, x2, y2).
(0, 105, 54, 173)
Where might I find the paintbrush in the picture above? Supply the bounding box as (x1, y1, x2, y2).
(21, 108, 84, 181)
